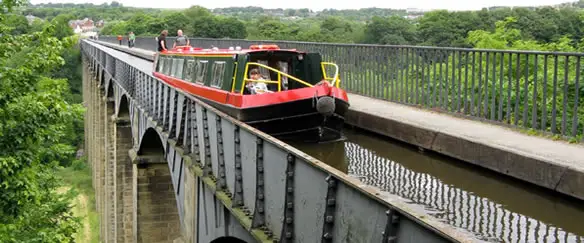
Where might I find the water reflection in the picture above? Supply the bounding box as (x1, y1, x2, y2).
(295, 128, 584, 243)
(291, 139, 348, 173)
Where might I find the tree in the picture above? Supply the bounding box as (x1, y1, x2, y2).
(363, 16, 417, 45)
(183, 5, 212, 20)
(162, 12, 191, 36)
(215, 16, 247, 39)
(125, 12, 155, 35)
(320, 16, 352, 33)
(50, 13, 75, 39)
(0, 0, 82, 241)
(4, 14, 30, 35)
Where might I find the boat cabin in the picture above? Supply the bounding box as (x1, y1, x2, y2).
(153, 44, 340, 95)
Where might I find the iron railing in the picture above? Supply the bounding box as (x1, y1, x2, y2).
(81, 39, 480, 242)
(98, 36, 584, 142)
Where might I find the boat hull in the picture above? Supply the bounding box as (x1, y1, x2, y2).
(203, 95, 349, 143)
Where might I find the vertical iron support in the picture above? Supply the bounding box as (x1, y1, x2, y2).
(176, 95, 187, 146)
(233, 126, 244, 207)
(182, 101, 192, 154)
(280, 153, 296, 243)
(216, 116, 227, 190)
(321, 175, 338, 243)
(382, 209, 400, 243)
(202, 108, 212, 177)
(168, 90, 177, 139)
(252, 137, 266, 228)
(191, 102, 201, 165)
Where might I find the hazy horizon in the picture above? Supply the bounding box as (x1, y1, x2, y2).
(29, 0, 574, 11)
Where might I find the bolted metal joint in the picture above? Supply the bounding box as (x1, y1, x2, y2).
(382, 209, 401, 243)
(233, 125, 244, 207)
(252, 135, 266, 229)
(216, 115, 227, 191)
(280, 153, 296, 243)
(321, 174, 338, 243)
(201, 109, 213, 178)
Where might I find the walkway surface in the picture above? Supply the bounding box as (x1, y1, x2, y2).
(348, 94, 584, 167)
(93, 40, 584, 200)
(92, 41, 153, 73)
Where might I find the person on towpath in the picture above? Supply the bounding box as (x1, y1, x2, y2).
(173, 29, 190, 48)
(157, 30, 168, 52)
(128, 32, 135, 48)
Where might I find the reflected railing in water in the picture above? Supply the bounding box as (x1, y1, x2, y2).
(295, 128, 584, 243)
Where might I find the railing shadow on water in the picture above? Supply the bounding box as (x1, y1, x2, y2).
(346, 128, 584, 243)
(293, 126, 584, 243)
(99, 35, 584, 143)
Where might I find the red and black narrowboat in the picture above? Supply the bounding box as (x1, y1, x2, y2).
(152, 44, 349, 143)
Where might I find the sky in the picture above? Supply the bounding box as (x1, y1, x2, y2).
(28, 0, 573, 11)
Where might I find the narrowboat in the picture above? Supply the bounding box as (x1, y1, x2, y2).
(152, 44, 350, 143)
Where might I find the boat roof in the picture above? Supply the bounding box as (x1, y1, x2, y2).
(161, 44, 305, 56)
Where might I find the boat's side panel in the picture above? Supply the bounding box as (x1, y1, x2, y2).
(232, 54, 248, 93)
(154, 72, 349, 109)
(157, 53, 235, 92)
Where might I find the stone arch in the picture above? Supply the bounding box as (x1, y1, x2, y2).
(99, 71, 107, 92)
(106, 80, 114, 99)
(118, 94, 130, 119)
(133, 128, 179, 243)
(137, 127, 165, 156)
(99, 69, 105, 88)
(210, 237, 248, 243)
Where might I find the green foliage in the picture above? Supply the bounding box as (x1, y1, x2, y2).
(3, 14, 29, 35)
(0, 0, 84, 241)
(18, 2, 584, 47)
(50, 13, 75, 39)
(56, 157, 100, 243)
(363, 16, 417, 45)
(23, 2, 166, 21)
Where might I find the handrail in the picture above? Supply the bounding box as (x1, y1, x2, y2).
(231, 62, 238, 92)
(321, 62, 341, 88)
(240, 62, 314, 94)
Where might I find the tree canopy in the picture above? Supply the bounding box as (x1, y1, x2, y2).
(0, 0, 84, 241)
(18, 2, 584, 49)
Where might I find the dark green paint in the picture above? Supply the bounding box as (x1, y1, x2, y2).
(156, 51, 329, 94)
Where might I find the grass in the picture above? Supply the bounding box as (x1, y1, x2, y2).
(56, 158, 100, 243)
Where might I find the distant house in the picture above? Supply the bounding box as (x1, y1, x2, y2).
(68, 18, 104, 33)
(73, 25, 82, 34)
(25, 14, 40, 24)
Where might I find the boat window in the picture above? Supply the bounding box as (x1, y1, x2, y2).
(195, 60, 208, 84)
(172, 58, 185, 79)
(169, 58, 177, 77)
(210, 61, 226, 88)
(185, 59, 196, 82)
(247, 58, 292, 91)
(278, 61, 289, 90)
(163, 57, 172, 75)
(256, 60, 270, 78)
(157, 56, 165, 73)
